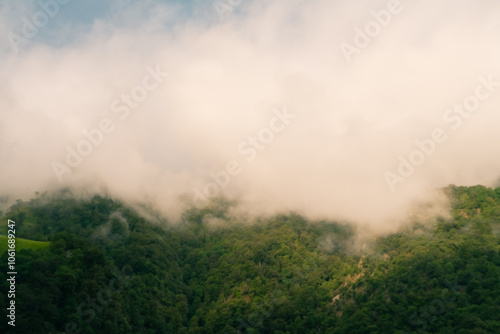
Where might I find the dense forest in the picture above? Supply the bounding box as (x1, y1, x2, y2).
(1, 185, 500, 333)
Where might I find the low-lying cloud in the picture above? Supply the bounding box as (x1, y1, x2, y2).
(1, 0, 500, 230)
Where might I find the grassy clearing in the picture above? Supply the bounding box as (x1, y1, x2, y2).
(0, 235, 50, 255)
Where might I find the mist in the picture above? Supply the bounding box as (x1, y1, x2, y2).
(1, 0, 499, 230)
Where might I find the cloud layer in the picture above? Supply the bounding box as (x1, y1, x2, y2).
(1, 0, 500, 229)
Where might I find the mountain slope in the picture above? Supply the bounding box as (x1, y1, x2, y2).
(0, 185, 499, 333)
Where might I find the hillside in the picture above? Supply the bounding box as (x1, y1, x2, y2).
(1, 185, 500, 333)
(0, 235, 49, 255)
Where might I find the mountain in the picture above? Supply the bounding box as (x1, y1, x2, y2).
(1, 185, 500, 333)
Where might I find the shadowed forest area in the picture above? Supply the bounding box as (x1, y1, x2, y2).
(1, 185, 500, 333)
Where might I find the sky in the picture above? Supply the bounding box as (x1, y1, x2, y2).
(1, 0, 500, 231)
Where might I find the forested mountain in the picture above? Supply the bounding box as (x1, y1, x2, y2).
(1, 185, 500, 333)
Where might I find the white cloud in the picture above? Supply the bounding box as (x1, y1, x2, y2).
(1, 0, 500, 229)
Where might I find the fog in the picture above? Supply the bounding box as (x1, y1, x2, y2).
(1, 0, 499, 230)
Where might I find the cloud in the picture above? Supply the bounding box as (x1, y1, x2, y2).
(1, 0, 500, 229)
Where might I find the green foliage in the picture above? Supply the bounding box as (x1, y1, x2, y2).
(0, 185, 499, 333)
(0, 235, 50, 255)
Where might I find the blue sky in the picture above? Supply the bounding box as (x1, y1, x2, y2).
(1, 0, 218, 52)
